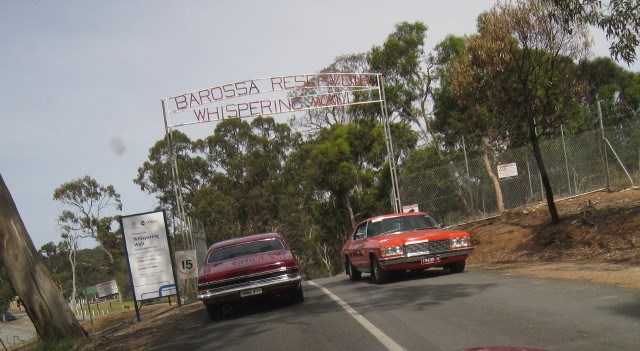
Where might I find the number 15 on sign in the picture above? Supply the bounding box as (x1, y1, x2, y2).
(175, 250, 198, 279)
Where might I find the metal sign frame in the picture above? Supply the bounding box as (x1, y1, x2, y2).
(161, 73, 402, 238)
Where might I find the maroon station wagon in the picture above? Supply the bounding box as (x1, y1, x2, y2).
(197, 233, 303, 319)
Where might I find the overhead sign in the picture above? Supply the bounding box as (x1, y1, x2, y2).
(497, 162, 519, 180)
(120, 210, 177, 301)
(164, 73, 381, 127)
(175, 250, 198, 279)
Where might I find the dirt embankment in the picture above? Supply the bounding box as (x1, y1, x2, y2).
(460, 188, 640, 289)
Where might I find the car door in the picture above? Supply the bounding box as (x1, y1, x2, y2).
(347, 222, 368, 269)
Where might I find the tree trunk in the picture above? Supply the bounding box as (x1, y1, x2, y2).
(529, 131, 560, 223)
(68, 250, 77, 311)
(95, 240, 114, 263)
(343, 194, 356, 230)
(482, 137, 505, 212)
(0, 175, 86, 341)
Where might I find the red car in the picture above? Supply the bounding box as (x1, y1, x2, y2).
(197, 232, 303, 319)
(342, 212, 474, 284)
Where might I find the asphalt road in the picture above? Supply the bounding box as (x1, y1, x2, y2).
(152, 268, 640, 351)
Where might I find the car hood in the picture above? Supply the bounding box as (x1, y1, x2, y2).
(199, 251, 288, 283)
(373, 228, 469, 245)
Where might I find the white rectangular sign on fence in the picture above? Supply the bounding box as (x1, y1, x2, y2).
(120, 210, 177, 301)
(497, 162, 519, 180)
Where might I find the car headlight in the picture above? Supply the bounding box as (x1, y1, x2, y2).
(380, 245, 404, 257)
(450, 236, 470, 248)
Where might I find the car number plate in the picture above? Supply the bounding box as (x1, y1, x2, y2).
(421, 256, 441, 265)
(240, 288, 262, 297)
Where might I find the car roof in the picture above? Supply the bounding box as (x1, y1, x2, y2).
(361, 211, 428, 224)
(207, 232, 284, 251)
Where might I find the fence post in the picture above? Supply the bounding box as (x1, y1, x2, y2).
(598, 100, 611, 190)
(527, 160, 533, 198)
(462, 136, 473, 212)
(561, 125, 572, 196)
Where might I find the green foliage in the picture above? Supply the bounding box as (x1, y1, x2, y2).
(365, 21, 441, 145)
(579, 57, 640, 126)
(53, 175, 122, 262)
(549, 0, 640, 64)
(135, 130, 210, 210)
(190, 117, 300, 242)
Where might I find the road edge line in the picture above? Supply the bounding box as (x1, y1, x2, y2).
(307, 281, 405, 351)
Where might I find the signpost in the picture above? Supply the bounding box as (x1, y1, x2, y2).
(120, 210, 180, 321)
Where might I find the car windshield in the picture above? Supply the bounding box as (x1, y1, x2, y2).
(207, 238, 284, 264)
(368, 214, 439, 236)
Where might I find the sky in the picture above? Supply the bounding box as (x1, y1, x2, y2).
(2, 1, 638, 251)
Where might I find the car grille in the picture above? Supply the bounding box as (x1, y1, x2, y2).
(199, 268, 288, 290)
(405, 239, 450, 256)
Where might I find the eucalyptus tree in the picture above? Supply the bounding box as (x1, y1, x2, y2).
(367, 21, 441, 147)
(135, 130, 211, 212)
(39, 242, 72, 298)
(284, 119, 416, 275)
(579, 57, 640, 126)
(447, 0, 591, 223)
(434, 34, 510, 212)
(53, 176, 122, 263)
(191, 117, 300, 243)
(548, 0, 640, 64)
(1, 175, 86, 341)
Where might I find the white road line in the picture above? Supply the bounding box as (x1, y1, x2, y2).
(308, 281, 406, 351)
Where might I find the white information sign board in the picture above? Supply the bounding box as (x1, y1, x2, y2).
(95, 280, 119, 298)
(497, 162, 519, 180)
(121, 211, 177, 301)
(175, 250, 198, 279)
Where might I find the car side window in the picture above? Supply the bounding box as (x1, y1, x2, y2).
(353, 223, 367, 240)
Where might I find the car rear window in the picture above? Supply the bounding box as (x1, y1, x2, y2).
(207, 238, 284, 264)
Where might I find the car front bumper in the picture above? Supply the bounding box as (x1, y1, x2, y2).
(378, 247, 474, 267)
(198, 270, 302, 302)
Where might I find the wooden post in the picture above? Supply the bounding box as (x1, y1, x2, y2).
(0, 174, 86, 341)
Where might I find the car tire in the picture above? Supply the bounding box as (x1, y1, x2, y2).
(371, 257, 389, 284)
(291, 285, 304, 303)
(206, 304, 223, 320)
(448, 260, 466, 273)
(346, 258, 361, 281)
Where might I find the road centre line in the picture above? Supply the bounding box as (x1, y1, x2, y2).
(307, 281, 406, 351)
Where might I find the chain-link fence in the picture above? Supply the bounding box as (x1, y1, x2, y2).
(399, 120, 640, 227)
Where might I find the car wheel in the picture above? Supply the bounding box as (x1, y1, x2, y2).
(289, 284, 304, 304)
(206, 304, 223, 320)
(371, 257, 389, 284)
(346, 258, 361, 281)
(448, 260, 466, 273)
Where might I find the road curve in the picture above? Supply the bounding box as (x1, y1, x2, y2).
(149, 268, 640, 351)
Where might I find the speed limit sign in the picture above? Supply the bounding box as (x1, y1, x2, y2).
(175, 250, 198, 279)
